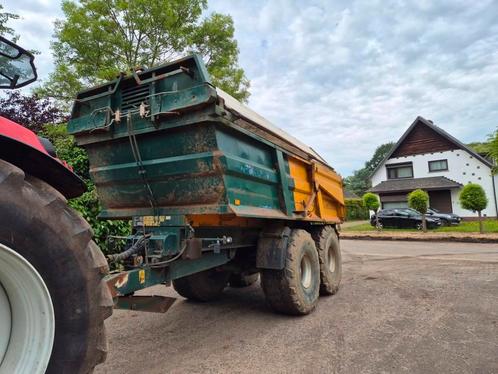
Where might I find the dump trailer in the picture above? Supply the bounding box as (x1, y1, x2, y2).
(1, 43, 344, 372)
(67, 54, 345, 321)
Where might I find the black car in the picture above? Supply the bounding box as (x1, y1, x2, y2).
(370, 208, 442, 230)
(426, 207, 461, 225)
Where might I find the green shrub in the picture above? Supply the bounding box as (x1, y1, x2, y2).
(459, 183, 488, 212)
(459, 183, 488, 233)
(407, 189, 429, 214)
(362, 192, 380, 211)
(408, 189, 429, 232)
(345, 198, 369, 221)
(42, 124, 130, 254)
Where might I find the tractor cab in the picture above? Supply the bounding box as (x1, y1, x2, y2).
(0, 35, 37, 89)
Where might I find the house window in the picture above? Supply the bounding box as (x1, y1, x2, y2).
(428, 159, 448, 172)
(386, 162, 413, 179)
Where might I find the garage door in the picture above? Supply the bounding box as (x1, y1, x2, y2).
(428, 190, 452, 213)
(382, 201, 408, 209)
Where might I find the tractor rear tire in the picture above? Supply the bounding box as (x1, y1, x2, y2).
(311, 225, 342, 295)
(0, 160, 112, 374)
(173, 268, 230, 302)
(260, 229, 320, 315)
(229, 273, 259, 288)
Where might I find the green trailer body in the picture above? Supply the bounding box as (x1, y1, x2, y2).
(67, 54, 345, 312)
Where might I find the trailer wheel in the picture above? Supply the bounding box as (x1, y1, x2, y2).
(0, 160, 112, 374)
(261, 229, 320, 315)
(173, 268, 230, 302)
(311, 225, 342, 295)
(229, 273, 259, 288)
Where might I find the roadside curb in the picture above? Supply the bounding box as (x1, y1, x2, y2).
(340, 232, 498, 244)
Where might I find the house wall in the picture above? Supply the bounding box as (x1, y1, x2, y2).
(390, 123, 458, 157)
(371, 149, 498, 218)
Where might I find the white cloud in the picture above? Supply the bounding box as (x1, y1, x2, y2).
(210, 0, 498, 174)
(3, 0, 498, 175)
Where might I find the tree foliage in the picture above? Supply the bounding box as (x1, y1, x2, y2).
(362, 192, 380, 211)
(362, 192, 380, 230)
(459, 183, 488, 234)
(0, 4, 19, 40)
(487, 129, 498, 174)
(0, 91, 67, 133)
(42, 124, 130, 253)
(467, 141, 491, 155)
(344, 142, 395, 196)
(408, 189, 429, 214)
(345, 198, 369, 221)
(39, 0, 250, 104)
(408, 189, 429, 232)
(459, 183, 488, 212)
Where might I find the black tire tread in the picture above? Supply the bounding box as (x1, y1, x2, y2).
(229, 273, 259, 288)
(173, 269, 229, 302)
(0, 160, 112, 374)
(311, 225, 342, 295)
(261, 229, 319, 315)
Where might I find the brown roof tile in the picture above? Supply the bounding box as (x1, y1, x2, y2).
(370, 176, 462, 193)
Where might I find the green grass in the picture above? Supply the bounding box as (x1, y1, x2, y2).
(435, 220, 498, 233)
(342, 220, 498, 233)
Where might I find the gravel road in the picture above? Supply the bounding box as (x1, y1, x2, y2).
(96, 240, 498, 374)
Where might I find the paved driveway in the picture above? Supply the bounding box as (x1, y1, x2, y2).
(96, 240, 498, 374)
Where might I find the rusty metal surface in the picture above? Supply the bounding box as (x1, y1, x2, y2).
(115, 295, 176, 313)
(183, 238, 202, 260)
(67, 54, 344, 223)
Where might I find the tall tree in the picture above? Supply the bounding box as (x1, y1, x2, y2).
(0, 91, 67, 133)
(467, 141, 491, 155)
(0, 4, 19, 40)
(487, 129, 498, 174)
(344, 142, 395, 196)
(39, 0, 250, 105)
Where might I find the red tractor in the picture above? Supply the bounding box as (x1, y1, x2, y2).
(0, 36, 112, 373)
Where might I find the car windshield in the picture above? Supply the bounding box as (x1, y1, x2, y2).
(0, 36, 37, 89)
(429, 207, 440, 213)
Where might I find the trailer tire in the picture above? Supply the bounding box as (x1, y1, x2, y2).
(229, 273, 259, 288)
(311, 225, 342, 295)
(260, 229, 320, 315)
(173, 268, 230, 302)
(0, 160, 112, 374)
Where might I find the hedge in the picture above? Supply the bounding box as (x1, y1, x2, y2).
(345, 198, 369, 221)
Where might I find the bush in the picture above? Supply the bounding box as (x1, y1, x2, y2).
(362, 192, 380, 211)
(408, 189, 429, 232)
(42, 124, 130, 254)
(459, 183, 488, 234)
(407, 189, 429, 214)
(459, 183, 488, 212)
(345, 198, 369, 221)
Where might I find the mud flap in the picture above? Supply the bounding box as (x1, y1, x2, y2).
(256, 226, 291, 270)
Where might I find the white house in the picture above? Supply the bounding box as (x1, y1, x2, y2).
(370, 116, 498, 218)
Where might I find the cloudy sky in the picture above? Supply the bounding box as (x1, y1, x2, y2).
(3, 0, 498, 175)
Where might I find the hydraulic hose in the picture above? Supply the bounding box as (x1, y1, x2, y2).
(107, 234, 150, 262)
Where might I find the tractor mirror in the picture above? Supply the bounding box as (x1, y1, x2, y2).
(0, 36, 37, 89)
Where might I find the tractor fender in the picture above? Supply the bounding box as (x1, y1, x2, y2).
(256, 226, 291, 270)
(0, 117, 85, 199)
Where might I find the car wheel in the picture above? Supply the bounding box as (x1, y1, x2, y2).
(415, 223, 423, 230)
